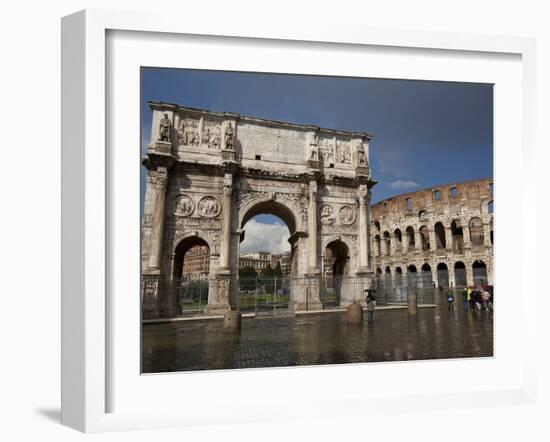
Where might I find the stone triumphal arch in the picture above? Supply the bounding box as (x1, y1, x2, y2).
(141, 101, 376, 314)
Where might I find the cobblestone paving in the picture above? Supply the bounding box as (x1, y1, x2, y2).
(141, 305, 493, 373)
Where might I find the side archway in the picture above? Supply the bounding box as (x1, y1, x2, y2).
(172, 232, 215, 280)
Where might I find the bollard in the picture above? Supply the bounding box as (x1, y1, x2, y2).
(223, 310, 242, 332)
(408, 291, 417, 315)
(346, 303, 363, 323)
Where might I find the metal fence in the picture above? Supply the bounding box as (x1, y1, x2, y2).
(237, 277, 291, 314)
(375, 272, 436, 305)
(142, 273, 438, 319)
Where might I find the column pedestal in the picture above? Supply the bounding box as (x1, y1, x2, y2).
(208, 273, 232, 314)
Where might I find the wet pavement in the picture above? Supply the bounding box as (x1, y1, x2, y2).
(141, 304, 493, 373)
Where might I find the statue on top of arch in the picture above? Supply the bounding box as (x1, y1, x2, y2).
(158, 113, 171, 142)
(224, 123, 235, 150)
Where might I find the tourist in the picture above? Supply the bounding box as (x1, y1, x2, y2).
(462, 287, 469, 311)
(447, 290, 455, 311)
(481, 288, 491, 311)
(467, 286, 473, 310)
(474, 289, 482, 311)
(365, 289, 376, 323)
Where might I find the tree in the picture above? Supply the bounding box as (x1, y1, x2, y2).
(239, 266, 257, 292)
(273, 262, 283, 278)
(260, 263, 274, 279)
(260, 264, 275, 294)
(239, 266, 257, 279)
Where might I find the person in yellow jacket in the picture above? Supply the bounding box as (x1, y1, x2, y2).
(466, 287, 473, 311)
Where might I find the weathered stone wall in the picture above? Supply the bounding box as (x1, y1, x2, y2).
(141, 101, 376, 313)
(370, 179, 494, 287)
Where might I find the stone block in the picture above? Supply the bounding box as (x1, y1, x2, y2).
(346, 303, 363, 323)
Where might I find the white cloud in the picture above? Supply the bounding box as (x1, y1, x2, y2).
(388, 179, 419, 190)
(240, 219, 291, 254)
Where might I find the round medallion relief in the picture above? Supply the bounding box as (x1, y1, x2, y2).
(174, 195, 194, 216)
(197, 196, 221, 218)
(338, 205, 356, 225)
(319, 204, 335, 225)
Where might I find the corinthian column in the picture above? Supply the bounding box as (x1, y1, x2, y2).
(219, 173, 233, 273)
(308, 180, 319, 273)
(147, 167, 169, 273)
(358, 184, 369, 272)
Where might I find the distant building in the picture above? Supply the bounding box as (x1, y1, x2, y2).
(271, 251, 292, 276)
(181, 245, 209, 280)
(239, 251, 271, 273)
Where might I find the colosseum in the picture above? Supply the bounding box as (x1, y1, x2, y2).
(370, 178, 493, 299)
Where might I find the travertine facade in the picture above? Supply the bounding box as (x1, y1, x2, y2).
(141, 102, 376, 313)
(370, 179, 494, 289)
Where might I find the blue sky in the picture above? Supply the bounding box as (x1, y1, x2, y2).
(141, 67, 493, 253)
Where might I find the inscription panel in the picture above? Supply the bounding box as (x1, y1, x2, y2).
(237, 122, 307, 164)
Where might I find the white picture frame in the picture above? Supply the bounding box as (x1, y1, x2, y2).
(61, 9, 537, 433)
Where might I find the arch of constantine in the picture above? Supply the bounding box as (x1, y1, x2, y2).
(141, 102, 377, 315)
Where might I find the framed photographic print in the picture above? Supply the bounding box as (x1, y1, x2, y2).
(61, 9, 537, 433)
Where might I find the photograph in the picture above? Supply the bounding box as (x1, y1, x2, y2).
(140, 67, 494, 374)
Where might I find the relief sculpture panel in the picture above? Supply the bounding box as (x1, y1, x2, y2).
(319, 136, 334, 164)
(319, 204, 335, 225)
(336, 140, 352, 164)
(173, 195, 194, 217)
(197, 196, 221, 218)
(177, 118, 200, 147)
(339, 205, 356, 225)
(203, 120, 222, 149)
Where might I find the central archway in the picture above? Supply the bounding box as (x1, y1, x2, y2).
(240, 199, 297, 235)
(237, 198, 303, 311)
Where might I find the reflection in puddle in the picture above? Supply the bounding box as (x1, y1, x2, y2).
(142, 306, 493, 373)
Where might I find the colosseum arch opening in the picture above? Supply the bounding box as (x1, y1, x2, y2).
(454, 261, 467, 287)
(421, 263, 433, 288)
(472, 260, 488, 286)
(436, 263, 449, 288)
(434, 222, 446, 249)
(395, 266, 403, 287)
(393, 228, 403, 253)
(406, 226, 415, 251)
(407, 265, 418, 288)
(419, 225, 430, 251)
